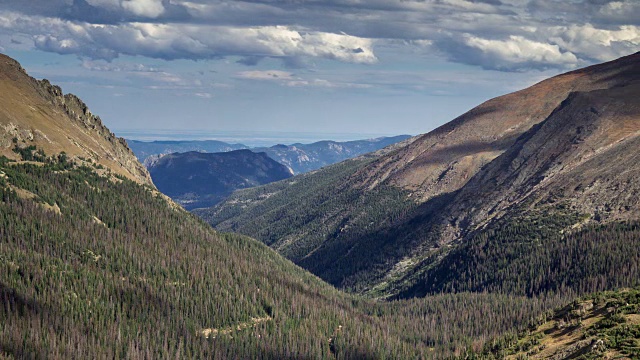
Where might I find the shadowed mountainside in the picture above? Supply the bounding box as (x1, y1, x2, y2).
(148, 150, 293, 210)
(201, 52, 640, 298)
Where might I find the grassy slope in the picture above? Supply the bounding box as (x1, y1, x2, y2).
(476, 288, 640, 359)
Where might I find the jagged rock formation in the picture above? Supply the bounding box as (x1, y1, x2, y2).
(0, 54, 151, 185)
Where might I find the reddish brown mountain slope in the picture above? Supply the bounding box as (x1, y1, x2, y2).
(356, 52, 640, 203)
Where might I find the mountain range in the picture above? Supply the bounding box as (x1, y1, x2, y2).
(2, 51, 640, 359)
(129, 135, 412, 174)
(199, 52, 640, 300)
(147, 150, 293, 210)
(127, 139, 247, 165)
(251, 135, 412, 174)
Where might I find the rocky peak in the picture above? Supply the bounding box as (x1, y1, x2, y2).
(0, 53, 152, 185)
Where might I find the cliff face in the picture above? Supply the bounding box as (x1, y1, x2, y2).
(0, 54, 152, 185)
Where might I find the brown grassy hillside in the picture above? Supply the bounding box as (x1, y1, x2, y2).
(0, 54, 151, 185)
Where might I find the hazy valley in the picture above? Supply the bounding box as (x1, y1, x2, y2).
(133, 136, 412, 209)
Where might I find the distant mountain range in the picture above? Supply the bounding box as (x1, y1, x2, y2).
(128, 135, 412, 175)
(127, 140, 247, 165)
(147, 150, 293, 210)
(252, 136, 412, 174)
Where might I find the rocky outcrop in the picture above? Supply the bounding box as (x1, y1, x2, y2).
(0, 53, 151, 185)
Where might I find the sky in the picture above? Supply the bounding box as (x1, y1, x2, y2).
(0, 0, 639, 141)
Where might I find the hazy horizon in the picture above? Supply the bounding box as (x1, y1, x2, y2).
(119, 129, 412, 148)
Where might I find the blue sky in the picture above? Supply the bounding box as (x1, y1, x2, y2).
(0, 1, 639, 140)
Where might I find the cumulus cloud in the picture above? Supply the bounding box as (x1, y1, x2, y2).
(121, 0, 165, 17)
(0, 0, 638, 72)
(0, 12, 376, 64)
(84, 0, 165, 18)
(545, 24, 640, 62)
(446, 34, 579, 71)
(596, 1, 640, 24)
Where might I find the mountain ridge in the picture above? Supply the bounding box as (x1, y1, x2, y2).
(148, 149, 293, 210)
(129, 135, 412, 175)
(0, 54, 151, 186)
(202, 52, 640, 298)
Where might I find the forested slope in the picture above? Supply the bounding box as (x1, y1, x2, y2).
(147, 150, 293, 210)
(0, 150, 568, 359)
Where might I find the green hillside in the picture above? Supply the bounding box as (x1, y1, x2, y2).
(474, 288, 640, 359)
(196, 156, 424, 293)
(0, 150, 565, 359)
(392, 207, 640, 299)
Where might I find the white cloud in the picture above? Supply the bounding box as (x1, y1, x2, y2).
(461, 34, 579, 70)
(236, 69, 371, 88)
(0, 12, 376, 64)
(81, 59, 159, 72)
(236, 70, 295, 80)
(84, 0, 120, 9)
(286, 78, 372, 88)
(85, 0, 165, 18)
(121, 0, 165, 18)
(595, 1, 640, 23)
(546, 24, 640, 62)
(0, 0, 638, 72)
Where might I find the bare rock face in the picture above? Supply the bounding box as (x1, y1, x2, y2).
(0, 54, 152, 185)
